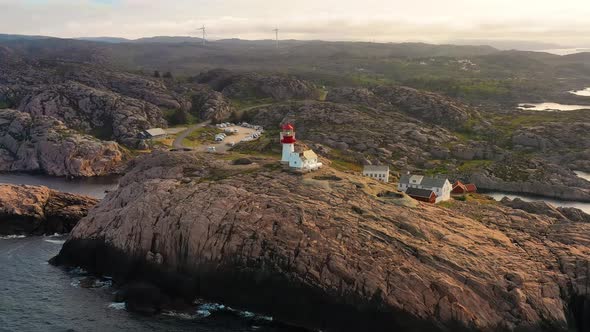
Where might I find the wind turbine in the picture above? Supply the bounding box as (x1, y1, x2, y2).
(197, 25, 206, 45)
(273, 27, 279, 49)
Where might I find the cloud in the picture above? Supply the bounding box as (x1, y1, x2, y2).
(0, 0, 589, 45)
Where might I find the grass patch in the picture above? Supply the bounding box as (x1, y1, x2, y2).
(182, 127, 223, 147)
(457, 160, 493, 172)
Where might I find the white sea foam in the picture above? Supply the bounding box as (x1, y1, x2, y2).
(163, 311, 200, 320)
(0, 235, 26, 240)
(238, 310, 255, 318)
(198, 303, 226, 311)
(108, 302, 126, 310)
(44, 239, 66, 245)
(192, 300, 273, 322)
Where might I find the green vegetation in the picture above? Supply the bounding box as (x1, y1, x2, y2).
(231, 130, 281, 157)
(88, 125, 114, 141)
(0, 101, 9, 109)
(230, 97, 274, 110)
(163, 108, 198, 126)
(182, 127, 222, 147)
(327, 149, 362, 172)
(457, 160, 493, 172)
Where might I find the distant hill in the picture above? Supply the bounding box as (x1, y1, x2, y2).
(449, 39, 567, 51)
(77, 37, 131, 43)
(0, 34, 53, 42)
(133, 36, 205, 44)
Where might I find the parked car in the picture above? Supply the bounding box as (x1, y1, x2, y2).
(207, 146, 216, 152)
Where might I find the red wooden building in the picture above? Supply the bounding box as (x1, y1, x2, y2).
(452, 181, 477, 194)
(406, 187, 437, 203)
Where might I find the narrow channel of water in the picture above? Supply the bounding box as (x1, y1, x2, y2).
(517, 102, 590, 112)
(485, 191, 590, 214)
(570, 87, 590, 97)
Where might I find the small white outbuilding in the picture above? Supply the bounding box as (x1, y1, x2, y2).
(363, 165, 390, 183)
(289, 150, 323, 171)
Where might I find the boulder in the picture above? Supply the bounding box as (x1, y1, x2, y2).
(0, 110, 125, 176)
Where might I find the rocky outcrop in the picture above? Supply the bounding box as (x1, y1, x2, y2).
(245, 101, 459, 168)
(54, 151, 590, 331)
(18, 81, 167, 146)
(467, 156, 590, 202)
(0, 109, 125, 176)
(0, 184, 97, 235)
(0, 58, 185, 147)
(327, 86, 479, 130)
(190, 86, 235, 122)
(501, 197, 590, 222)
(196, 69, 320, 101)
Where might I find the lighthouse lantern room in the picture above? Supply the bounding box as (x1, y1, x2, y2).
(280, 123, 296, 163)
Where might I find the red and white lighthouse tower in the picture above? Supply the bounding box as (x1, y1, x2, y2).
(280, 123, 296, 163)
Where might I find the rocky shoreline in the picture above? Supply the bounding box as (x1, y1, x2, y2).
(0, 184, 97, 235)
(52, 151, 590, 332)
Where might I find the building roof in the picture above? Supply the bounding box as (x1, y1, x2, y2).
(453, 181, 468, 190)
(406, 187, 437, 199)
(144, 128, 166, 137)
(420, 176, 449, 188)
(399, 173, 411, 184)
(400, 172, 449, 188)
(465, 184, 478, 192)
(301, 150, 318, 161)
(363, 165, 389, 173)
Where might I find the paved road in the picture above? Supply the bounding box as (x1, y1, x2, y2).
(172, 120, 210, 149)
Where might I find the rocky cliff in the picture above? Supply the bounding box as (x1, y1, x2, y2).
(0, 184, 97, 235)
(327, 86, 480, 130)
(54, 151, 590, 331)
(244, 101, 460, 169)
(190, 85, 235, 122)
(0, 58, 184, 147)
(466, 156, 590, 202)
(0, 109, 125, 176)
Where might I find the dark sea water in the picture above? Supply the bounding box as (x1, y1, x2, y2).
(0, 236, 295, 332)
(0, 175, 301, 332)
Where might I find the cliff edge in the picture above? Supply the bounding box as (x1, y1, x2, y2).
(53, 151, 590, 331)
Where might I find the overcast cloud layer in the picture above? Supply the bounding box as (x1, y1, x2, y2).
(0, 0, 589, 46)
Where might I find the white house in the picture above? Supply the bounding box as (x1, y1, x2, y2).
(363, 165, 390, 183)
(398, 173, 452, 203)
(289, 150, 323, 172)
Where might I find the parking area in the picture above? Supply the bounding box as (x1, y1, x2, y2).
(204, 122, 264, 153)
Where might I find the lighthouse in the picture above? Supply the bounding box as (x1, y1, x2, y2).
(280, 123, 296, 163)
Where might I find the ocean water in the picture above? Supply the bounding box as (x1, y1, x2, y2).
(517, 102, 590, 112)
(0, 236, 303, 332)
(570, 88, 590, 97)
(540, 48, 590, 56)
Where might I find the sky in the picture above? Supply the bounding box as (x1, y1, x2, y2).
(1, 0, 589, 46)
